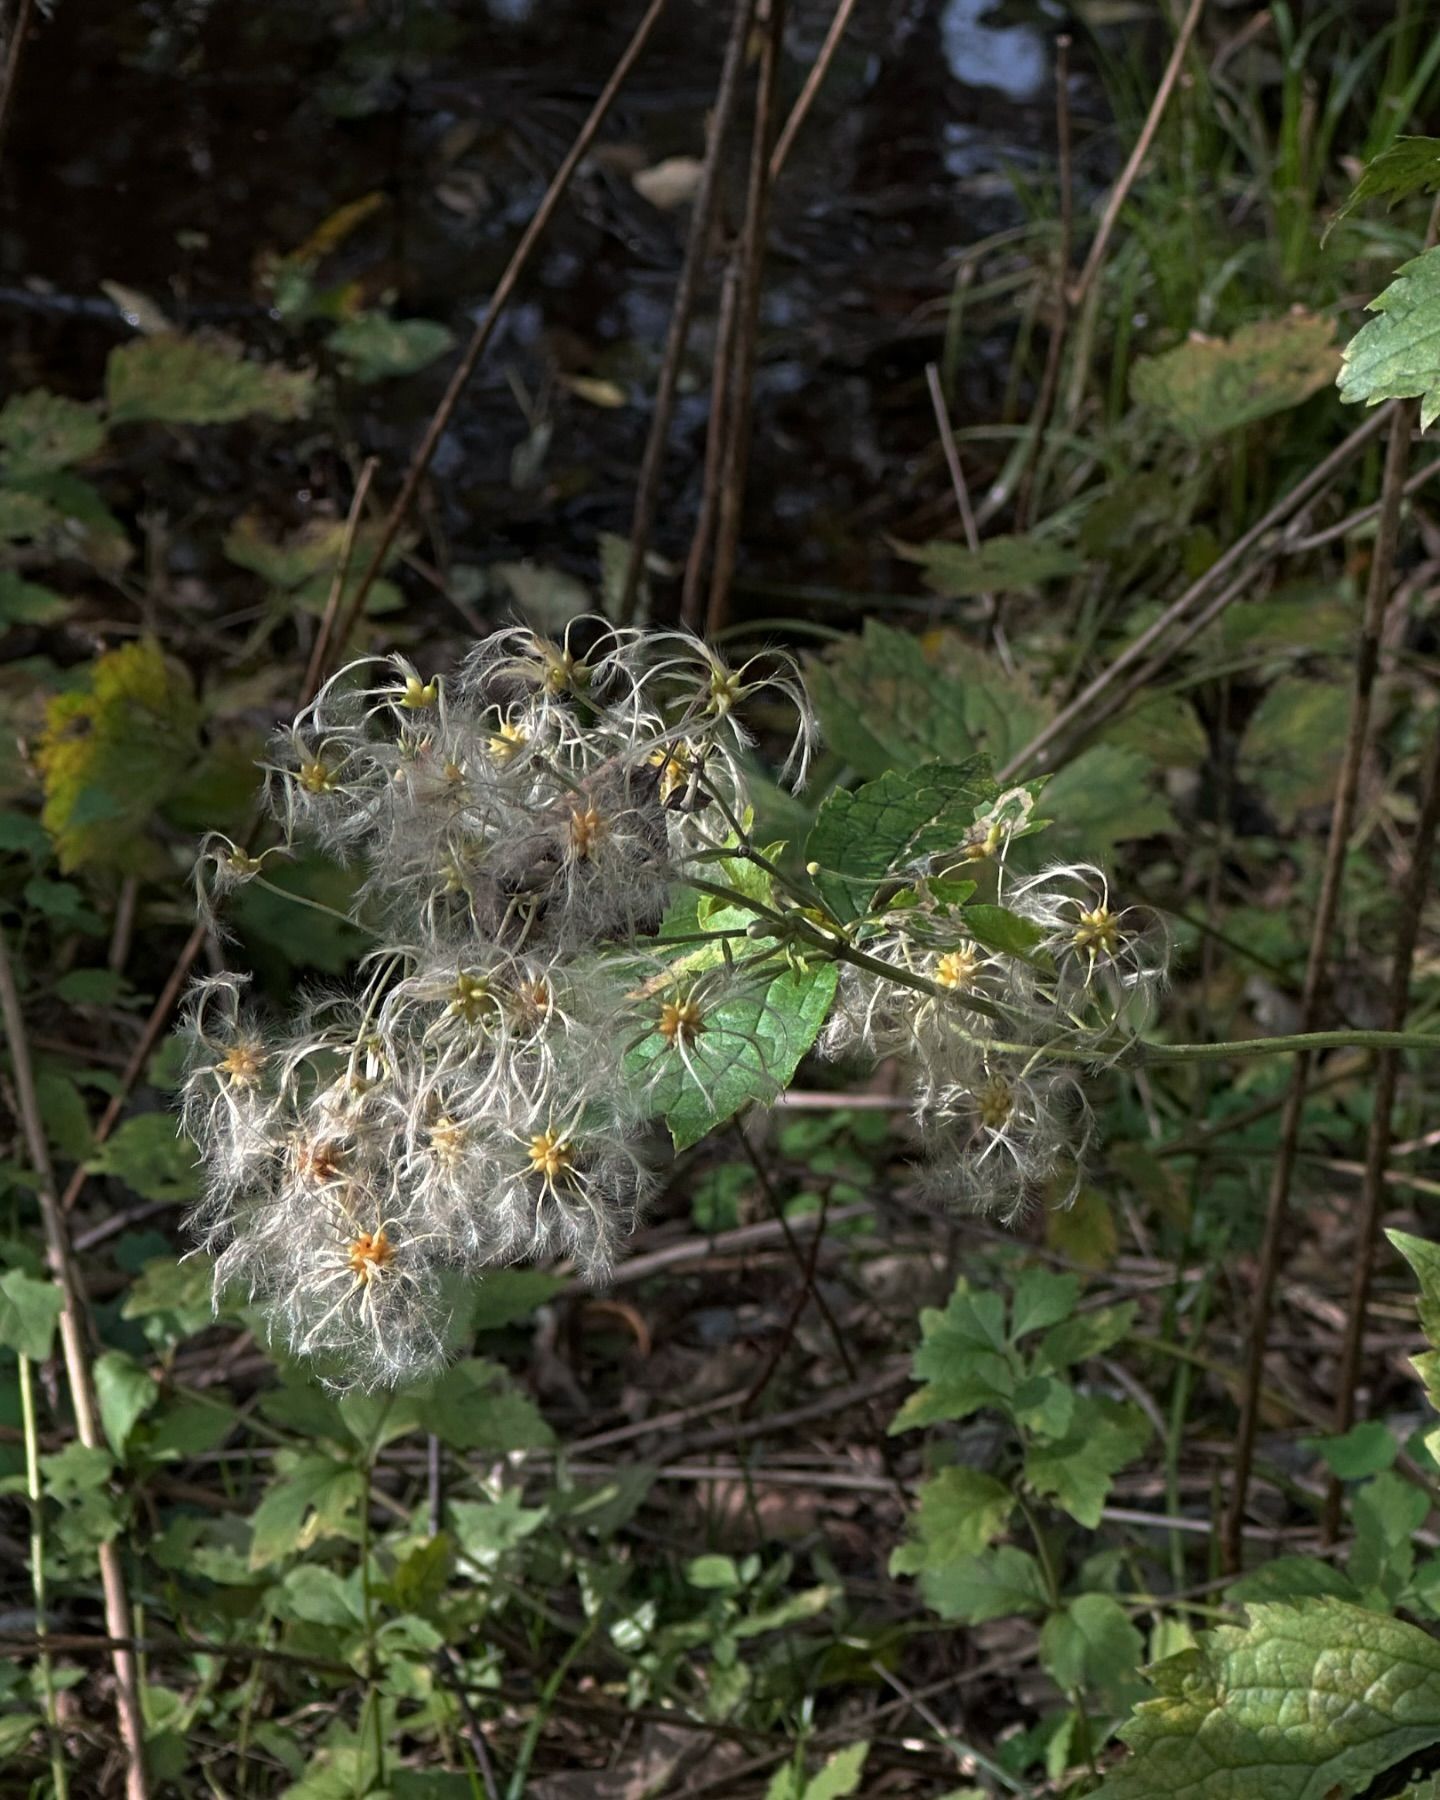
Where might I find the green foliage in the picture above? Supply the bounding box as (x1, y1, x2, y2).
(1329, 135, 1440, 235)
(35, 638, 201, 873)
(328, 312, 455, 382)
(895, 533, 1084, 596)
(0, 390, 105, 477)
(766, 1741, 870, 1800)
(0, 1268, 63, 1360)
(1130, 312, 1341, 440)
(1339, 245, 1440, 428)
(106, 334, 315, 425)
(1095, 1601, 1440, 1799)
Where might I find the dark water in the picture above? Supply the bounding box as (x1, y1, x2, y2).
(2, 0, 1097, 616)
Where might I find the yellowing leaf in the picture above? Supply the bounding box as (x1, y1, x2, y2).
(36, 639, 201, 873)
(1132, 311, 1341, 440)
(107, 333, 314, 425)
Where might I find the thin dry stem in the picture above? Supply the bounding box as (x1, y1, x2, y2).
(1222, 401, 1416, 1573)
(768, 0, 861, 179)
(0, 926, 150, 1800)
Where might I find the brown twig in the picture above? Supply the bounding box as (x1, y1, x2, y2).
(924, 360, 1012, 668)
(0, 928, 150, 1800)
(681, 253, 741, 628)
(1322, 705, 1440, 1541)
(0, 0, 35, 168)
(1222, 401, 1416, 1573)
(768, 0, 860, 180)
(1067, 0, 1206, 310)
(1013, 33, 1073, 533)
(705, 0, 788, 637)
(620, 0, 756, 625)
(339, 0, 672, 641)
(999, 401, 1396, 778)
(739, 1189, 830, 1414)
(301, 456, 379, 708)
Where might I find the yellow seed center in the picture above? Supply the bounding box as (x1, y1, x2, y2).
(1074, 906, 1121, 958)
(659, 998, 705, 1045)
(488, 721, 527, 761)
(935, 946, 981, 990)
(401, 675, 438, 709)
(219, 1040, 266, 1086)
(568, 805, 606, 859)
(528, 1130, 574, 1184)
(449, 971, 497, 1025)
(978, 1079, 1014, 1130)
(298, 758, 336, 795)
(348, 1230, 394, 1282)
(429, 1117, 467, 1167)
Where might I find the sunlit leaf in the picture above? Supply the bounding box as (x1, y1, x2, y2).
(35, 639, 201, 873)
(1339, 245, 1440, 428)
(1094, 1600, 1440, 1800)
(889, 1466, 1013, 1575)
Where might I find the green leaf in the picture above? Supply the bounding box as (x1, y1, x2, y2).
(1391, 1229, 1440, 1349)
(328, 312, 455, 382)
(804, 760, 995, 924)
(447, 1490, 547, 1567)
(1024, 1395, 1149, 1527)
(895, 534, 1084, 596)
(891, 1279, 1016, 1431)
(688, 1553, 742, 1590)
(0, 1269, 64, 1360)
(0, 389, 105, 475)
(1305, 1421, 1399, 1481)
(1228, 1556, 1361, 1604)
(107, 334, 314, 425)
(919, 1545, 1050, 1624)
(416, 1359, 555, 1454)
(87, 1113, 199, 1203)
(0, 570, 72, 624)
(1037, 1301, 1137, 1371)
(1351, 1470, 1430, 1603)
(122, 1255, 217, 1345)
(798, 1742, 869, 1800)
(1330, 137, 1440, 237)
(94, 1351, 160, 1456)
(1132, 312, 1341, 440)
(890, 1466, 1013, 1576)
(636, 959, 839, 1152)
(961, 903, 1048, 959)
(40, 1441, 122, 1550)
(471, 1268, 567, 1332)
(249, 1452, 365, 1569)
(1040, 1593, 1144, 1705)
(1340, 246, 1440, 429)
(1239, 677, 1351, 828)
(35, 639, 202, 874)
(55, 968, 126, 1006)
(1094, 1599, 1440, 1800)
(1009, 1269, 1080, 1341)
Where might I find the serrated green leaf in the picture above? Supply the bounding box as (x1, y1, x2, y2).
(1305, 1420, 1399, 1481)
(94, 1350, 160, 1456)
(87, 1113, 199, 1202)
(328, 312, 454, 382)
(416, 1359, 554, 1454)
(1009, 1269, 1080, 1341)
(0, 389, 105, 476)
(919, 1544, 1050, 1623)
(804, 760, 995, 924)
(1094, 1599, 1440, 1800)
(0, 1269, 64, 1360)
(890, 1466, 1013, 1576)
(1330, 138, 1440, 238)
(1037, 1300, 1137, 1371)
(891, 1281, 1016, 1431)
(1024, 1394, 1149, 1527)
(35, 639, 201, 874)
(1228, 1556, 1361, 1605)
(1132, 312, 1341, 440)
(1340, 245, 1440, 428)
(1239, 677, 1351, 827)
(471, 1268, 567, 1332)
(249, 1452, 364, 1569)
(895, 534, 1084, 596)
(1351, 1470, 1429, 1603)
(107, 333, 314, 425)
(635, 959, 838, 1151)
(1040, 1593, 1144, 1705)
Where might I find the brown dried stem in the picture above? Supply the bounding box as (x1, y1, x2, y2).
(768, 0, 860, 180)
(0, 926, 150, 1800)
(705, 0, 788, 637)
(1221, 401, 1416, 1573)
(338, 0, 672, 643)
(620, 0, 756, 625)
(1322, 706, 1440, 1542)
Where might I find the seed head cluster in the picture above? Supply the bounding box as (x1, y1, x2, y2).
(822, 831, 1169, 1222)
(182, 622, 814, 1388)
